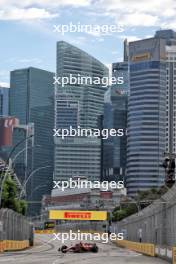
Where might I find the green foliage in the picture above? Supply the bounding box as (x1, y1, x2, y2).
(1, 173, 27, 215)
(112, 186, 168, 222)
(112, 203, 138, 221)
(113, 209, 128, 221)
(18, 200, 27, 215)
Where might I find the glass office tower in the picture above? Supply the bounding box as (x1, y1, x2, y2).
(126, 38, 167, 196)
(103, 40, 129, 181)
(54, 41, 108, 181)
(0, 87, 9, 116)
(103, 40, 129, 182)
(154, 30, 176, 156)
(10, 67, 54, 214)
(103, 86, 128, 181)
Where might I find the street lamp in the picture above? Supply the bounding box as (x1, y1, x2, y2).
(6, 135, 34, 164)
(19, 165, 51, 198)
(28, 184, 47, 200)
(8, 145, 41, 191)
(11, 145, 41, 169)
(0, 135, 34, 208)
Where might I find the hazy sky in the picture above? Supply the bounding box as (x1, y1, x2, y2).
(0, 0, 176, 86)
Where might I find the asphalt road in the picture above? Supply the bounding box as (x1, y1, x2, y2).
(0, 234, 169, 264)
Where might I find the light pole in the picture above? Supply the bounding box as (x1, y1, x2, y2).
(6, 135, 34, 165)
(19, 165, 51, 199)
(0, 135, 34, 208)
(28, 184, 47, 200)
(10, 145, 41, 169)
(8, 145, 41, 191)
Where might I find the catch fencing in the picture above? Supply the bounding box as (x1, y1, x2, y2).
(0, 208, 33, 246)
(55, 221, 105, 233)
(114, 184, 176, 247)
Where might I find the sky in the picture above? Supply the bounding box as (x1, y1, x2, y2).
(1, 0, 176, 87)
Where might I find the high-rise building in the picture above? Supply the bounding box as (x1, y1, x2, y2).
(9, 67, 54, 214)
(154, 30, 176, 156)
(103, 40, 128, 182)
(54, 41, 109, 181)
(0, 87, 9, 116)
(103, 40, 129, 183)
(56, 41, 109, 128)
(54, 136, 102, 181)
(55, 93, 79, 129)
(126, 37, 167, 196)
(112, 61, 128, 95)
(103, 88, 127, 181)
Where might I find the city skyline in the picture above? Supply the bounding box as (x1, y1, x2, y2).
(0, 2, 176, 263)
(1, 0, 176, 86)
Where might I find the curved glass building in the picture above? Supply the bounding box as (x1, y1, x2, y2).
(55, 41, 109, 181)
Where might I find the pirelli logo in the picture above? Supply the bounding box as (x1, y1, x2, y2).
(49, 210, 107, 221)
(64, 212, 91, 219)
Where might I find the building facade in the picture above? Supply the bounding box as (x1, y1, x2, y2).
(103, 41, 128, 182)
(126, 37, 167, 196)
(42, 185, 126, 213)
(154, 30, 176, 156)
(103, 87, 127, 181)
(0, 87, 9, 116)
(56, 41, 109, 129)
(54, 41, 109, 181)
(9, 67, 54, 214)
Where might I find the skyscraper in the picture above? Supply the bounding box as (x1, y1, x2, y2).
(10, 67, 54, 214)
(54, 41, 109, 181)
(56, 41, 109, 128)
(103, 40, 128, 182)
(154, 30, 176, 156)
(126, 37, 167, 196)
(0, 87, 9, 116)
(103, 88, 127, 181)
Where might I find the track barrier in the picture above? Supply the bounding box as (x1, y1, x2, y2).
(114, 239, 155, 257)
(173, 247, 176, 264)
(0, 240, 29, 252)
(34, 229, 55, 234)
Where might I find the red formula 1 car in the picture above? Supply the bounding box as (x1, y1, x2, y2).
(58, 242, 99, 253)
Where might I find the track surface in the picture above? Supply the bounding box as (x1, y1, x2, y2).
(0, 234, 169, 264)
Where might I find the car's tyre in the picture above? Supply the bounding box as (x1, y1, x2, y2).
(60, 245, 68, 253)
(91, 244, 99, 253)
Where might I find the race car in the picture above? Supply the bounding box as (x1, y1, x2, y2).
(58, 242, 99, 253)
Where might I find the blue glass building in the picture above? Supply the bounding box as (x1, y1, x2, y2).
(9, 67, 54, 214)
(126, 38, 167, 196)
(103, 40, 129, 182)
(0, 87, 9, 116)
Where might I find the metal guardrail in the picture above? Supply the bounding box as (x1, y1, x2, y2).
(114, 240, 155, 257)
(0, 240, 29, 252)
(34, 229, 55, 234)
(156, 246, 172, 261)
(173, 247, 176, 264)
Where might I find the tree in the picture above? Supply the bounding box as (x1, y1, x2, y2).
(1, 173, 27, 215)
(112, 203, 138, 221)
(112, 186, 168, 222)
